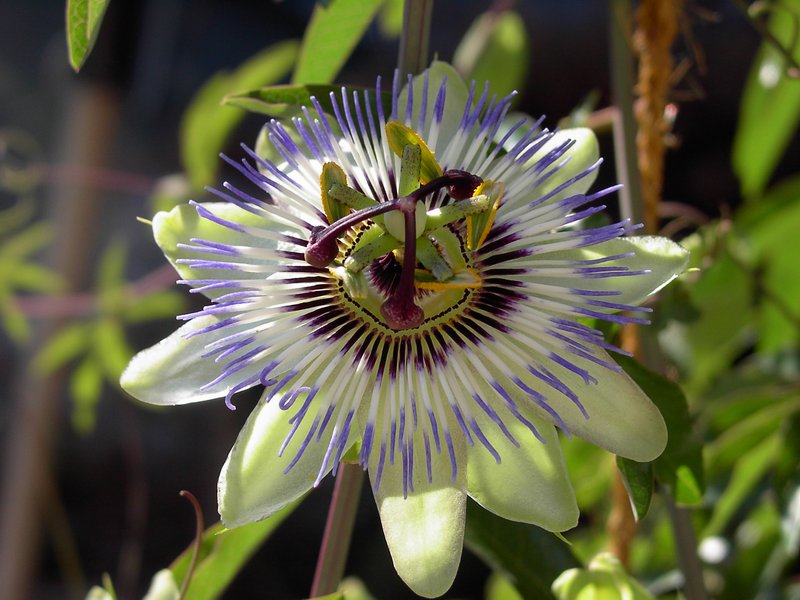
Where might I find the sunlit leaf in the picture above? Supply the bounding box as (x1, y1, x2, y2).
(169, 501, 299, 600)
(616, 356, 705, 505)
(66, 0, 111, 72)
(292, 0, 384, 85)
(377, 0, 404, 37)
(453, 10, 529, 99)
(181, 40, 299, 189)
(485, 572, 524, 600)
(464, 500, 580, 600)
(732, 7, 800, 199)
(224, 83, 391, 120)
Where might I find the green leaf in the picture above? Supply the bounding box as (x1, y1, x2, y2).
(464, 500, 580, 600)
(704, 432, 781, 537)
(124, 290, 186, 323)
(486, 572, 524, 600)
(8, 263, 62, 293)
(292, 0, 384, 85)
(169, 503, 298, 600)
(70, 356, 104, 433)
(660, 249, 754, 394)
(615, 457, 654, 521)
(180, 40, 299, 189)
(615, 355, 705, 505)
(0, 221, 53, 259)
(736, 176, 800, 352)
(97, 240, 127, 292)
(34, 323, 92, 374)
(225, 83, 389, 119)
(732, 7, 800, 199)
(93, 318, 133, 379)
(66, 0, 111, 72)
(1, 297, 30, 343)
(377, 0, 404, 37)
(453, 10, 529, 99)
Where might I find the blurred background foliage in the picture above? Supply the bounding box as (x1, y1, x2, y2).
(1, 0, 799, 599)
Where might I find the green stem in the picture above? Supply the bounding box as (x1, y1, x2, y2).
(398, 0, 434, 75)
(310, 463, 365, 597)
(666, 499, 709, 600)
(608, 0, 643, 229)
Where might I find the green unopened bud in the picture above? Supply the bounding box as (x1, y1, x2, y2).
(552, 553, 654, 600)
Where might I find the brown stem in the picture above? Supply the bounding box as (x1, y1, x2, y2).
(634, 0, 682, 234)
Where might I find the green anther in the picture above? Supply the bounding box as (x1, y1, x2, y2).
(320, 162, 351, 224)
(327, 182, 378, 212)
(384, 143, 426, 241)
(344, 225, 401, 272)
(466, 180, 505, 250)
(416, 237, 454, 281)
(399, 144, 421, 196)
(423, 194, 493, 233)
(428, 226, 469, 272)
(385, 121, 443, 184)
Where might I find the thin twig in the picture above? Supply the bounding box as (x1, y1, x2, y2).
(177, 491, 205, 600)
(15, 262, 178, 319)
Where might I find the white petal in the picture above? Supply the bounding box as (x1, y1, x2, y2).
(531, 236, 689, 309)
(466, 406, 578, 531)
(219, 386, 354, 527)
(520, 349, 668, 461)
(367, 402, 468, 598)
(528, 128, 600, 202)
(153, 202, 285, 299)
(397, 61, 470, 153)
(120, 316, 258, 405)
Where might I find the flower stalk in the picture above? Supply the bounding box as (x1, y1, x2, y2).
(310, 462, 365, 597)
